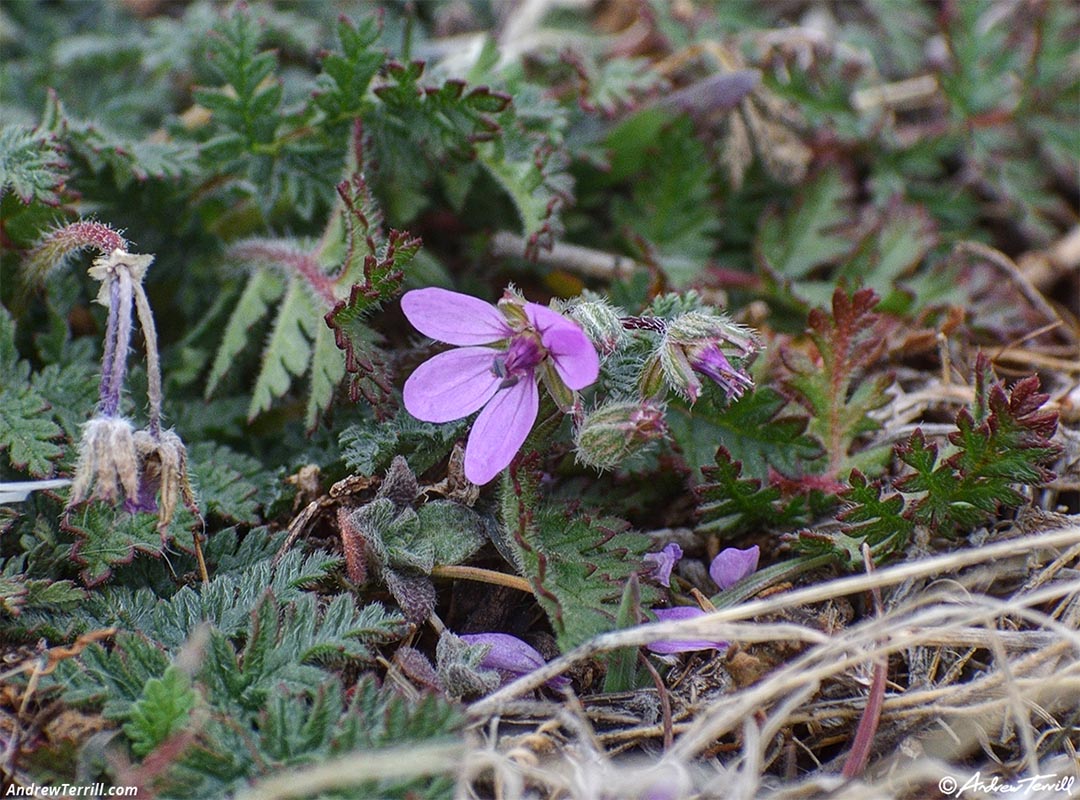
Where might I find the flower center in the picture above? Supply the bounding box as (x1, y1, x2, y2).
(492, 334, 545, 388)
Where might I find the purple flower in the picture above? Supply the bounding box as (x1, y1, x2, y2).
(644, 543, 683, 588)
(709, 545, 760, 590)
(402, 288, 600, 484)
(460, 632, 570, 690)
(646, 607, 728, 654)
(690, 344, 754, 400)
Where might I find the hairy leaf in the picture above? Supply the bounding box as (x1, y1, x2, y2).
(509, 504, 658, 651)
(123, 664, 197, 758)
(0, 124, 68, 205)
(783, 287, 893, 481)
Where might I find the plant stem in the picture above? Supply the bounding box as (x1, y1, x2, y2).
(430, 565, 533, 594)
(132, 282, 162, 437)
(104, 271, 134, 417)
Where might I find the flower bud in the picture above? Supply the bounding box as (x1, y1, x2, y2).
(660, 311, 760, 402)
(561, 296, 627, 354)
(574, 401, 667, 470)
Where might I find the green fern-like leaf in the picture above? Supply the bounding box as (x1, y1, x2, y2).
(205, 268, 286, 398)
(40, 92, 195, 189)
(610, 116, 720, 287)
(667, 386, 822, 479)
(756, 168, 854, 282)
(64, 501, 196, 587)
(0, 308, 64, 477)
(695, 447, 817, 538)
(249, 276, 319, 420)
(0, 124, 67, 205)
(187, 442, 270, 525)
(895, 358, 1060, 536)
(312, 16, 384, 123)
(123, 665, 197, 758)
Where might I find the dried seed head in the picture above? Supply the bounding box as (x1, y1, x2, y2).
(67, 415, 140, 509)
(87, 248, 154, 307)
(133, 428, 199, 535)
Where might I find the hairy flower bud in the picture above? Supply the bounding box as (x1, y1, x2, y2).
(660, 311, 760, 403)
(574, 401, 667, 470)
(561, 295, 627, 354)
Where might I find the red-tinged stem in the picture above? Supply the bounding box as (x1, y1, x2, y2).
(230, 242, 337, 306)
(841, 543, 888, 779)
(841, 657, 887, 779)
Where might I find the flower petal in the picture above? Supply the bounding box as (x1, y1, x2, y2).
(464, 379, 539, 484)
(402, 288, 512, 345)
(460, 632, 570, 689)
(646, 607, 728, 654)
(644, 543, 683, 588)
(525, 303, 599, 390)
(709, 545, 760, 590)
(403, 347, 501, 423)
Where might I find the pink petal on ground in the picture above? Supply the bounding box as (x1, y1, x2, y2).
(646, 606, 728, 654)
(402, 288, 512, 345)
(460, 632, 570, 689)
(709, 545, 760, 591)
(403, 347, 501, 423)
(525, 303, 599, 390)
(464, 378, 539, 484)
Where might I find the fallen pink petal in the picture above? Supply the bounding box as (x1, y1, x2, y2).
(710, 545, 760, 591)
(646, 607, 728, 654)
(644, 543, 683, 587)
(460, 632, 571, 689)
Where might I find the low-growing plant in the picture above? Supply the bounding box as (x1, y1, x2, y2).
(1, 2, 1075, 798)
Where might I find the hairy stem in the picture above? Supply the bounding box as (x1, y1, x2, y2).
(133, 282, 162, 437)
(98, 279, 121, 412)
(103, 271, 134, 417)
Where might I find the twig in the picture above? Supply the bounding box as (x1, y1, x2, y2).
(491, 231, 641, 281)
(840, 545, 887, 778)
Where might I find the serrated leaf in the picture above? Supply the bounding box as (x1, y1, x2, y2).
(187, 442, 268, 525)
(0, 124, 67, 205)
(667, 387, 822, 480)
(756, 169, 853, 280)
(0, 385, 64, 477)
(510, 506, 658, 651)
(783, 287, 894, 481)
(64, 501, 195, 587)
(312, 16, 383, 122)
(695, 447, 812, 537)
(248, 277, 319, 420)
(206, 269, 286, 398)
(326, 168, 421, 409)
(123, 664, 197, 758)
(55, 631, 171, 720)
(339, 411, 466, 477)
(306, 317, 347, 432)
(610, 117, 719, 287)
